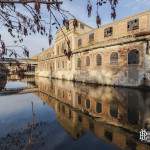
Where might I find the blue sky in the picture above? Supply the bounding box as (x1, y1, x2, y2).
(2, 0, 150, 57)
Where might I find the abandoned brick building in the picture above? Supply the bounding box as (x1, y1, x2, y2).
(36, 11, 150, 87)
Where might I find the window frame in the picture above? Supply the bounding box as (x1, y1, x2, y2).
(77, 58, 81, 68)
(110, 52, 119, 65)
(89, 33, 94, 43)
(86, 56, 90, 66)
(80, 23, 84, 29)
(128, 49, 140, 65)
(127, 18, 139, 31)
(96, 54, 102, 66)
(104, 27, 113, 37)
(78, 39, 82, 48)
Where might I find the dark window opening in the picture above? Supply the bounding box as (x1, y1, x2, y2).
(86, 56, 90, 66)
(78, 115, 82, 122)
(96, 54, 102, 66)
(68, 109, 72, 119)
(89, 33, 94, 43)
(80, 23, 84, 29)
(78, 39, 82, 48)
(89, 121, 94, 131)
(128, 49, 139, 64)
(78, 94, 82, 105)
(96, 102, 102, 113)
(77, 58, 81, 68)
(127, 18, 139, 31)
(104, 130, 113, 142)
(104, 27, 113, 37)
(86, 99, 90, 109)
(62, 105, 65, 114)
(110, 101, 118, 118)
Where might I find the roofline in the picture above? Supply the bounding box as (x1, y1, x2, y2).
(75, 10, 150, 38)
(99, 9, 150, 29)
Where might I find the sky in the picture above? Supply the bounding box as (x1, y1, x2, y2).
(1, 0, 150, 57)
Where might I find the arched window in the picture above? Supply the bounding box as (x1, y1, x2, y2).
(86, 56, 90, 66)
(77, 58, 81, 68)
(128, 49, 139, 64)
(110, 52, 118, 65)
(96, 54, 102, 66)
(86, 99, 90, 109)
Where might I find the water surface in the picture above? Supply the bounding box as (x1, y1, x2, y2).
(0, 76, 150, 150)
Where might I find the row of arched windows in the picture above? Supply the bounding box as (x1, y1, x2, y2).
(77, 95, 118, 117)
(77, 49, 140, 67)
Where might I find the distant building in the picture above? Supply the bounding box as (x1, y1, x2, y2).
(35, 11, 150, 87)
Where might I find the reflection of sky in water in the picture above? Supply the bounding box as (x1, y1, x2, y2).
(0, 93, 55, 137)
(5, 81, 28, 88)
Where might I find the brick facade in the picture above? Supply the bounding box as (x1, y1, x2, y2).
(36, 11, 150, 87)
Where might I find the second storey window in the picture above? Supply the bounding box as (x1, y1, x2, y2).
(78, 39, 82, 48)
(104, 27, 113, 37)
(80, 23, 84, 29)
(127, 18, 139, 31)
(89, 33, 94, 43)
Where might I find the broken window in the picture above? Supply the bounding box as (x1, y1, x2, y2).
(128, 49, 139, 64)
(110, 52, 118, 65)
(127, 18, 139, 31)
(104, 27, 113, 37)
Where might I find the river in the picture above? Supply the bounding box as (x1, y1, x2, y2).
(0, 76, 149, 150)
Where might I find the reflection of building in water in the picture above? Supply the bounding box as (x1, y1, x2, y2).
(35, 77, 150, 150)
(6, 75, 36, 88)
(35, 11, 150, 87)
(0, 63, 8, 78)
(0, 79, 7, 90)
